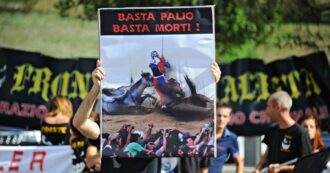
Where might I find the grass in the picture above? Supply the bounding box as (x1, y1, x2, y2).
(0, 11, 99, 59)
(0, 11, 329, 62)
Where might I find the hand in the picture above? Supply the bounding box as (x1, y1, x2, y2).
(268, 163, 280, 173)
(211, 62, 221, 83)
(251, 170, 260, 173)
(148, 122, 154, 129)
(92, 59, 105, 88)
(94, 163, 101, 171)
(93, 157, 101, 171)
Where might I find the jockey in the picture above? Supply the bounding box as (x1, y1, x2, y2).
(149, 50, 170, 111)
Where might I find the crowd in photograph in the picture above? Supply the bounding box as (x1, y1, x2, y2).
(101, 121, 215, 158)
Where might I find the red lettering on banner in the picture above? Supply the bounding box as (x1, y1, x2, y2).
(155, 23, 191, 32)
(229, 111, 246, 125)
(291, 105, 329, 121)
(30, 151, 46, 171)
(160, 12, 194, 21)
(9, 151, 23, 172)
(9, 102, 20, 116)
(20, 103, 30, 116)
(30, 104, 36, 117)
(113, 24, 150, 33)
(117, 12, 155, 21)
(319, 105, 329, 119)
(0, 150, 49, 172)
(0, 101, 47, 119)
(291, 109, 304, 121)
(35, 105, 47, 119)
(0, 101, 9, 113)
(249, 111, 270, 125)
(247, 106, 328, 125)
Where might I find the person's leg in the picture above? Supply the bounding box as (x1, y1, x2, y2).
(153, 77, 167, 111)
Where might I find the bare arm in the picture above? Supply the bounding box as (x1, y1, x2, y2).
(124, 127, 133, 148)
(253, 148, 269, 173)
(143, 123, 153, 141)
(268, 164, 294, 173)
(194, 128, 206, 145)
(73, 60, 104, 139)
(200, 168, 208, 173)
(234, 155, 244, 173)
(156, 130, 167, 156)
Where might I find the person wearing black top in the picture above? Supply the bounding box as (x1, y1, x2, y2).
(253, 91, 312, 173)
(40, 96, 72, 145)
(70, 119, 100, 173)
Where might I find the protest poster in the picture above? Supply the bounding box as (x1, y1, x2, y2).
(99, 6, 216, 158)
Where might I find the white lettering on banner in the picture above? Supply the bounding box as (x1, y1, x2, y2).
(0, 146, 74, 173)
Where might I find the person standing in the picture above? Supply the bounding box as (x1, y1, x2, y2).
(40, 96, 72, 145)
(298, 114, 326, 153)
(202, 102, 244, 173)
(253, 91, 312, 173)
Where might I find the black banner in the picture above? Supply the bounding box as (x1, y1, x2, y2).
(0, 48, 95, 130)
(218, 52, 330, 136)
(99, 7, 213, 35)
(1, 48, 329, 136)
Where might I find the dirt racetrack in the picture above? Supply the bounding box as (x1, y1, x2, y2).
(102, 108, 213, 135)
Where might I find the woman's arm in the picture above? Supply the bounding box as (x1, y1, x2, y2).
(73, 60, 104, 139)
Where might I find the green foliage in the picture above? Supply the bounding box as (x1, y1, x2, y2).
(216, 41, 258, 63)
(51, 0, 328, 62)
(215, 0, 283, 61)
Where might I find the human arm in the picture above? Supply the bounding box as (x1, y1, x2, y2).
(194, 128, 207, 145)
(234, 155, 244, 173)
(268, 163, 294, 173)
(155, 130, 167, 156)
(124, 126, 133, 148)
(160, 55, 171, 68)
(253, 148, 269, 173)
(200, 168, 208, 173)
(73, 60, 104, 139)
(143, 122, 153, 141)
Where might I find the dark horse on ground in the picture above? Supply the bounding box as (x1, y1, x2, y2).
(164, 75, 213, 120)
(102, 72, 156, 115)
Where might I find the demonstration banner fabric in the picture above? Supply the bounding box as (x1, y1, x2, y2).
(0, 50, 329, 143)
(0, 146, 74, 173)
(218, 52, 330, 136)
(0, 48, 95, 131)
(98, 6, 216, 158)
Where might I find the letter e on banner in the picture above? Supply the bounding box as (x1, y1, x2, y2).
(9, 151, 23, 172)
